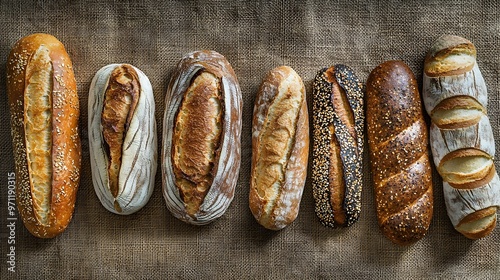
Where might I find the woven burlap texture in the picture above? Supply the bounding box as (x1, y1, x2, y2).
(1, 0, 499, 279)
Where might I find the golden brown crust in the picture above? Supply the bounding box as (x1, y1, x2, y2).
(430, 96, 485, 129)
(7, 33, 80, 238)
(432, 95, 484, 113)
(366, 60, 433, 245)
(249, 66, 309, 230)
(456, 207, 497, 239)
(439, 148, 495, 190)
(172, 71, 223, 217)
(328, 124, 346, 226)
(424, 35, 476, 77)
(101, 65, 140, 201)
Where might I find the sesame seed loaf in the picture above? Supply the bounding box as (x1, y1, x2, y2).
(366, 60, 433, 245)
(162, 51, 242, 225)
(89, 64, 157, 215)
(249, 66, 309, 230)
(7, 33, 81, 238)
(312, 65, 364, 227)
(422, 35, 500, 239)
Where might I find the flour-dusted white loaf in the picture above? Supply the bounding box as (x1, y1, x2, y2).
(89, 64, 157, 215)
(250, 66, 309, 230)
(423, 35, 500, 239)
(162, 50, 242, 225)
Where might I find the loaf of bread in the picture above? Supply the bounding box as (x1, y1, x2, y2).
(366, 60, 433, 245)
(249, 66, 309, 230)
(162, 50, 242, 225)
(312, 65, 364, 227)
(422, 35, 500, 239)
(89, 64, 157, 215)
(6, 33, 80, 238)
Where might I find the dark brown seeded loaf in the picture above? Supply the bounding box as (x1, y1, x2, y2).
(312, 64, 364, 227)
(366, 60, 433, 245)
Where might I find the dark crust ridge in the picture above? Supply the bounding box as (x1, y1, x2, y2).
(333, 64, 365, 226)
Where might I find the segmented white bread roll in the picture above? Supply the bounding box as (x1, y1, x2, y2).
(89, 64, 157, 215)
(423, 35, 500, 239)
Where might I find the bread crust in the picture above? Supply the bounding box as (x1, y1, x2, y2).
(89, 64, 157, 215)
(172, 71, 222, 216)
(456, 207, 497, 239)
(249, 66, 309, 230)
(162, 50, 242, 225)
(423, 35, 500, 239)
(424, 35, 476, 77)
(430, 96, 485, 129)
(366, 60, 433, 245)
(7, 33, 80, 238)
(312, 65, 364, 227)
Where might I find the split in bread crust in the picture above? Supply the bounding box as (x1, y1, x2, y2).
(430, 96, 485, 129)
(24, 45, 53, 226)
(172, 71, 223, 216)
(101, 65, 141, 211)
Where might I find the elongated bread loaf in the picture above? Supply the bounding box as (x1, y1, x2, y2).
(423, 35, 500, 239)
(7, 33, 81, 238)
(250, 66, 309, 230)
(89, 64, 157, 215)
(312, 65, 364, 227)
(366, 60, 433, 245)
(162, 50, 242, 225)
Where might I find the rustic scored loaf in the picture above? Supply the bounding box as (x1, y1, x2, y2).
(89, 64, 157, 215)
(7, 33, 81, 238)
(250, 66, 309, 230)
(423, 35, 500, 239)
(162, 50, 242, 225)
(366, 61, 433, 245)
(312, 65, 364, 227)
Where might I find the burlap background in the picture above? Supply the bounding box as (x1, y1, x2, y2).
(1, 0, 499, 279)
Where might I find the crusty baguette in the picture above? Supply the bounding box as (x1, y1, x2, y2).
(422, 35, 500, 239)
(366, 60, 433, 245)
(7, 33, 80, 238)
(162, 50, 242, 225)
(312, 65, 364, 227)
(249, 66, 309, 230)
(89, 64, 157, 215)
